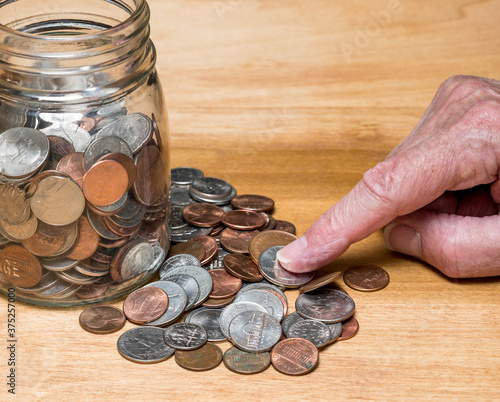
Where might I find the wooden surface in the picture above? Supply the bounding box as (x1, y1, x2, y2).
(2, 0, 500, 400)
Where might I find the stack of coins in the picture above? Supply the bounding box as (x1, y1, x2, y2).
(0, 107, 169, 304)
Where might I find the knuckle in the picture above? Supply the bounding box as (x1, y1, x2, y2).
(445, 75, 488, 100)
(361, 160, 401, 215)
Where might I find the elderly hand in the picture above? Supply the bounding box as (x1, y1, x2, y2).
(277, 75, 500, 278)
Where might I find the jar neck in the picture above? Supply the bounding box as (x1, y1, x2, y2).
(0, 0, 155, 107)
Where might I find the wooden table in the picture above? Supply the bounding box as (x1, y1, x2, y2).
(2, 0, 499, 400)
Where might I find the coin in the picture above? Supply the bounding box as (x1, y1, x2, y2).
(56, 152, 86, 187)
(162, 273, 200, 310)
(76, 283, 110, 300)
(111, 241, 155, 282)
(249, 230, 298, 265)
(56, 268, 100, 285)
(41, 257, 79, 272)
(219, 301, 268, 339)
(221, 210, 266, 230)
(96, 113, 152, 154)
(118, 327, 175, 364)
(22, 228, 66, 257)
(79, 305, 126, 334)
(171, 167, 204, 185)
(0, 184, 31, 225)
(343, 264, 390, 292)
(230, 194, 275, 212)
(223, 253, 263, 282)
(86, 208, 122, 240)
(219, 228, 259, 254)
(170, 225, 213, 242)
(159, 254, 201, 279)
(67, 216, 100, 261)
(295, 288, 355, 324)
(34, 278, 77, 298)
(327, 322, 343, 344)
(41, 123, 91, 153)
(207, 247, 231, 270)
(223, 347, 271, 375)
(123, 286, 169, 324)
(190, 177, 232, 199)
(83, 135, 133, 171)
(287, 320, 331, 348)
(164, 323, 208, 350)
(83, 159, 128, 207)
(98, 152, 136, 190)
(234, 289, 284, 322)
(15, 271, 59, 293)
(133, 145, 166, 206)
(171, 186, 197, 206)
(190, 235, 218, 265)
(202, 295, 236, 308)
(0, 245, 42, 287)
(274, 220, 296, 234)
(0, 212, 37, 240)
(161, 266, 213, 307)
(338, 316, 359, 341)
(167, 241, 205, 262)
(174, 343, 223, 371)
(184, 307, 226, 341)
(208, 269, 242, 299)
(271, 338, 319, 376)
(281, 312, 305, 338)
(182, 203, 224, 228)
(298, 270, 342, 293)
(263, 288, 288, 318)
(229, 311, 282, 353)
(143, 281, 188, 326)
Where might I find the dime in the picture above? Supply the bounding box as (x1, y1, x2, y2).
(34, 278, 78, 298)
(281, 312, 305, 338)
(143, 281, 188, 326)
(223, 347, 271, 375)
(111, 241, 155, 282)
(230, 194, 275, 212)
(96, 113, 152, 154)
(223, 253, 263, 282)
(83, 160, 128, 207)
(67, 216, 100, 260)
(79, 305, 126, 334)
(0, 212, 37, 240)
(175, 343, 223, 371)
(83, 135, 133, 171)
(258, 246, 314, 288)
(298, 270, 342, 293)
(159, 254, 201, 279)
(343, 264, 390, 292)
(271, 338, 319, 376)
(219, 301, 268, 339)
(208, 269, 242, 299)
(161, 266, 213, 307)
(123, 286, 169, 324)
(295, 288, 355, 323)
(229, 311, 282, 353)
(287, 320, 331, 348)
(117, 327, 174, 364)
(56, 152, 85, 187)
(190, 235, 218, 265)
(274, 220, 296, 234)
(74, 264, 109, 277)
(171, 167, 204, 185)
(164, 323, 208, 350)
(249, 230, 298, 265)
(338, 316, 359, 341)
(162, 274, 200, 310)
(133, 145, 166, 206)
(167, 241, 205, 262)
(184, 307, 226, 341)
(182, 203, 224, 228)
(219, 228, 259, 254)
(234, 289, 284, 322)
(221, 210, 266, 231)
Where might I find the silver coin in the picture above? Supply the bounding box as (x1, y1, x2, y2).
(236, 281, 287, 300)
(163, 323, 207, 350)
(159, 254, 201, 279)
(0, 127, 49, 178)
(83, 135, 133, 171)
(228, 311, 281, 353)
(74, 264, 110, 277)
(171, 167, 204, 185)
(15, 271, 58, 293)
(281, 311, 305, 338)
(41, 257, 80, 273)
(55, 268, 100, 285)
(287, 319, 331, 348)
(327, 322, 343, 344)
(295, 288, 355, 324)
(33, 278, 76, 298)
(96, 113, 152, 154)
(219, 301, 268, 339)
(41, 123, 91, 153)
(143, 281, 188, 326)
(50, 283, 82, 299)
(120, 242, 155, 281)
(170, 225, 213, 242)
(234, 289, 284, 322)
(206, 247, 231, 270)
(189, 177, 232, 199)
(189, 186, 237, 205)
(91, 191, 128, 214)
(184, 307, 226, 342)
(118, 327, 174, 364)
(162, 273, 199, 310)
(160, 266, 212, 307)
(114, 193, 146, 221)
(171, 205, 187, 229)
(219, 203, 233, 213)
(86, 208, 122, 240)
(258, 246, 314, 288)
(171, 186, 197, 206)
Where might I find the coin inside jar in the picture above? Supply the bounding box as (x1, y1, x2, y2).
(83, 159, 129, 207)
(56, 152, 86, 187)
(123, 286, 169, 324)
(0, 244, 42, 287)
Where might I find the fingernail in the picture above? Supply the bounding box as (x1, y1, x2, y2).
(384, 222, 422, 259)
(276, 236, 308, 265)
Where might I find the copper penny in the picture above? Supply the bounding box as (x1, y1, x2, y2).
(175, 343, 223, 371)
(47, 135, 75, 163)
(133, 145, 166, 206)
(168, 241, 205, 262)
(274, 220, 296, 234)
(0, 212, 38, 241)
(249, 230, 298, 265)
(98, 152, 136, 190)
(202, 295, 236, 308)
(231, 194, 275, 212)
(343, 264, 390, 292)
(223, 253, 263, 282)
(0, 245, 42, 287)
(221, 210, 266, 230)
(56, 152, 86, 187)
(338, 316, 359, 341)
(223, 347, 271, 374)
(182, 203, 224, 227)
(22, 228, 66, 257)
(37, 220, 77, 239)
(271, 338, 319, 376)
(83, 159, 128, 207)
(298, 271, 342, 293)
(66, 216, 100, 261)
(76, 283, 110, 300)
(79, 305, 126, 334)
(220, 228, 259, 254)
(123, 286, 169, 324)
(208, 269, 242, 299)
(190, 236, 218, 265)
(210, 224, 224, 237)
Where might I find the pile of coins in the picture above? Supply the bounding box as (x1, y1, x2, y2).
(79, 167, 390, 375)
(0, 106, 169, 303)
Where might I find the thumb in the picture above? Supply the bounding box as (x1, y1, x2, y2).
(384, 210, 500, 278)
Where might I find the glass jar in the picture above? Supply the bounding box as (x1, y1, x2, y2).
(0, 0, 170, 306)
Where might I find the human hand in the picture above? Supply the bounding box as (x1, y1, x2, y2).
(277, 75, 500, 278)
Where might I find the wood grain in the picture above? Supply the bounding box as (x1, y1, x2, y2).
(1, 0, 499, 400)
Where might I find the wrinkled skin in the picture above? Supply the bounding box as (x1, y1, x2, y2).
(278, 76, 500, 278)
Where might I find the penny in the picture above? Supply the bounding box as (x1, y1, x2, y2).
(209, 224, 224, 237)
(249, 230, 298, 265)
(171, 167, 204, 185)
(56, 152, 86, 187)
(208, 269, 242, 299)
(22, 228, 66, 257)
(182, 203, 224, 228)
(219, 301, 268, 339)
(229, 311, 282, 353)
(271, 338, 319, 376)
(223, 253, 263, 282)
(223, 347, 271, 375)
(79, 305, 126, 334)
(47, 135, 75, 165)
(41, 122, 91, 153)
(202, 295, 236, 309)
(274, 220, 296, 234)
(231, 194, 275, 212)
(143, 281, 188, 326)
(343, 264, 390, 292)
(123, 286, 169, 324)
(15, 270, 59, 293)
(0, 245, 42, 287)
(220, 228, 259, 254)
(164, 323, 208, 350)
(175, 343, 223, 371)
(338, 316, 359, 341)
(184, 307, 226, 342)
(96, 113, 152, 154)
(0, 212, 37, 240)
(83, 135, 133, 171)
(287, 320, 331, 348)
(0, 183, 31, 225)
(167, 241, 205, 262)
(190, 235, 218, 265)
(30, 175, 85, 225)
(295, 288, 355, 324)
(118, 327, 175, 364)
(298, 270, 342, 293)
(83, 159, 128, 207)
(133, 145, 166, 206)
(234, 289, 284, 322)
(221, 210, 266, 231)
(76, 283, 110, 300)
(162, 273, 200, 310)
(66, 216, 100, 261)
(159, 254, 201, 279)
(98, 152, 136, 190)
